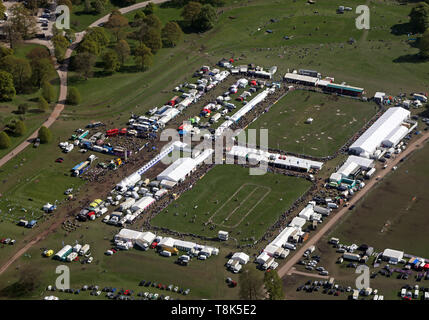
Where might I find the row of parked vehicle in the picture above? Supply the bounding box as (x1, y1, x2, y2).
(138, 279, 190, 295)
(0, 238, 15, 245)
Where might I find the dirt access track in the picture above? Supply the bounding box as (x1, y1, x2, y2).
(276, 130, 429, 280)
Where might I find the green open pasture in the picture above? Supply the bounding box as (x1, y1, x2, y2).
(246, 90, 377, 157)
(151, 165, 311, 243)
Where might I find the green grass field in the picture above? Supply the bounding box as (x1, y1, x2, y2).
(246, 90, 378, 157)
(0, 220, 241, 300)
(151, 165, 311, 243)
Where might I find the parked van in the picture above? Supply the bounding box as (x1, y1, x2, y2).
(160, 250, 172, 257)
(284, 242, 296, 250)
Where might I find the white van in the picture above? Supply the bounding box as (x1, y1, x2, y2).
(160, 250, 172, 257)
(198, 255, 207, 260)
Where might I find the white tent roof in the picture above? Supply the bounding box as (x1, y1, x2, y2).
(382, 125, 408, 147)
(115, 228, 142, 242)
(284, 73, 319, 85)
(298, 204, 315, 221)
(157, 157, 197, 182)
(349, 107, 410, 156)
(231, 252, 249, 264)
(290, 216, 307, 228)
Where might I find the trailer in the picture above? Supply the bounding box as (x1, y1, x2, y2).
(365, 167, 376, 179)
(78, 130, 89, 140)
(79, 244, 90, 256)
(72, 161, 90, 176)
(66, 252, 78, 262)
(55, 245, 73, 261)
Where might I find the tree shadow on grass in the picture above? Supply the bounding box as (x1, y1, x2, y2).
(390, 22, 414, 36)
(393, 53, 426, 64)
(0, 269, 41, 299)
(118, 65, 141, 73)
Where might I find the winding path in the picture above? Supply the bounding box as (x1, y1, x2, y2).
(0, 0, 168, 169)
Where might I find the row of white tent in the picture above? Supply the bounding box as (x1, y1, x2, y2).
(226, 145, 323, 172)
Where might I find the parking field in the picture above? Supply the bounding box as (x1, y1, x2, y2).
(247, 90, 377, 157)
(328, 143, 429, 258)
(151, 165, 311, 243)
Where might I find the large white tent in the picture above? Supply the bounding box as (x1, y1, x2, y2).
(157, 157, 197, 183)
(349, 107, 410, 157)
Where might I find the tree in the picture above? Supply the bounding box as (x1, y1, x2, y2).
(263, 270, 284, 300)
(143, 2, 155, 15)
(0, 71, 16, 101)
(238, 267, 265, 300)
(142, 27, 162, 53)
(42, 81, 56, 103)
(195, 4, 217, 31)
(78, 39, 100, 56)
(67, 87, 81, 105)
(105, 13, 129, 41)
(0, 46, 13, 59)
(115, 40, 130, 65)
(26, 47, 50, 61)
(0, 0, 5, 19)
(8, 3, 37, 40)
(52, 34, 69, 61)
(0, 55, 32, 93)
(85, 27, 109, 49)
(420, 29, 429, 59)
(0, 131, 11, 149)
(410, 2, 429, 33)
(38, 126, 52, 144)
(134, 43, 153, 70)
(72, 52, 96, 79)
(58, 0, 73, 12)
(38, 96, 50, 112)
(102, 50, 120, 73)
(91, 0, 105, 14)
(143, 14, 162, 30)
(17, 103, 29, 114)
(31, 58, 55, 88)
(181, 1, 202, 26)
(134, 10, 145, 21)
(161, 21, 183, 47)
(13, 120, 26, 137)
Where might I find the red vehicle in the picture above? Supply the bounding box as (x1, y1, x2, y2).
(157, 283, 162, 289)
(87, 211, 95, 218)
(74, 256, 79, 262)
(55, 157, 64, 163)
(403, 296, 411, 301)
(124, 289, 130, 296)
(230, 280, 237, 287)
(120, 128, 127, 135)
(106, 128, 119, 137)
(111, 248, 117, 254)
(150, 241, 158, 249)
(250, 80, 257, 86)
(168, 96, 179, 106)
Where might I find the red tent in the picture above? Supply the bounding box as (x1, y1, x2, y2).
(229, 58, 234, 63)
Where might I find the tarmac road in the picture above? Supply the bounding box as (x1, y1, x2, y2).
(276, 130, 429, 281)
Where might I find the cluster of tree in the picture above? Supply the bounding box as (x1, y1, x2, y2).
(238, 267, 284, 300)
(410, 2, 429, 32)
(5, 119, 27, 137)
(4, 4, 38, 49)
(0, 47, 55, 104)
(408, 2, 429, 59)
(181, 1, 217, 32)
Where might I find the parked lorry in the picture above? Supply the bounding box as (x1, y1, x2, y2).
(79, 244, 90, 256)
(72, 161, 90, 177)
